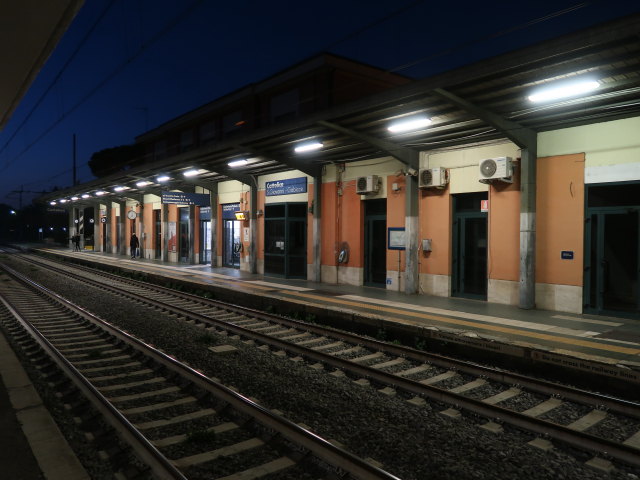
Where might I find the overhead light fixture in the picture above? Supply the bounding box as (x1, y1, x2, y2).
(528, 79, 599, 103)
(96, 191, 107, 196)
(157, 175, 170, 183)
(388, 116, 432, 133)
(71, 196, 79, 201)
(49, 201, 57, 206)
(183, 169, 200, 177)
(60, 199, 68, 204)
(136, 180, 151, 187)
(228, 159, 248, 168)
(294, 141, 323, 153)
(114, 186, 127, 192)
(82, 194, 90, 198)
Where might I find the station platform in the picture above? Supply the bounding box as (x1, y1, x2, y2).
(13, 244, 640, 396)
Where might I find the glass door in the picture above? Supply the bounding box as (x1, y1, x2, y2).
(223, 220, 241, 268)
(200, 220, 212, 264)
(364, 199, 387, 287)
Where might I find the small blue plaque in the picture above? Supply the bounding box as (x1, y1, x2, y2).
(561, 251, 574, 260)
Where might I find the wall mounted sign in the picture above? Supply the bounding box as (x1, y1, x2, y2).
(388, 227, 405, 250)
(480, 199, 489, 212)
(222, 203, 240, 219)
(161, 191, 211, 206)
(561, 250, 574, 260)
(199, 206, 211, 221)
(265, 177, 307, 197)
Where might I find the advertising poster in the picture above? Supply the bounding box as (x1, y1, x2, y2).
(168, 222, 177, 252)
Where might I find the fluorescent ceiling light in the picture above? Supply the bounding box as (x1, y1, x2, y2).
(183, 169, 200, 177)
(49, 201, 57, 205)
(157, 175, 170, 182)
(294, 141, 323, 153)
(228, 159, 248, 168)
(60, 199, 68, 203)
(114, 186, 127, 192)
(528, 79, 599, 103)
(96, 191, 107, 196)
(388, 116, 432, 133)
(71, 196, 79, 201)
(136, 180, 151, 187)
(82, 194, 90, 198)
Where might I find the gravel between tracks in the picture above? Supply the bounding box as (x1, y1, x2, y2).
(5, 257, 640, 480)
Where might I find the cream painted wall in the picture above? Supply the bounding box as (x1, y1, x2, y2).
(539, 116, 640, 184)
(218, 180, 246, 205)
(342, 156, 404, 200)
(422, 142, 519, 194)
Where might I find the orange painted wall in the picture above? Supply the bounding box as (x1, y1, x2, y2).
(419, 187, 451, 275)
(386, 176, 405, 271)
(257, 191, 265, 260)
(306, 183, 314, 264)
(143, 204, 153, 252)
(110, 207, 117, 249)
(536, 153, 585, 286)
(488, 171, 520, 282)
(339, 178, 364, 268)
(321, 181, 338, 266)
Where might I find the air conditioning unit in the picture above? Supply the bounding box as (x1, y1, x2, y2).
(479, 157, 514, 183)
(356, 175, 380, 194)
(419, 168, 448, 189)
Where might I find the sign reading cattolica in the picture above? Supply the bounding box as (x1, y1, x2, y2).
(161, 191, 211, 206)
(265, 177, 307, 197)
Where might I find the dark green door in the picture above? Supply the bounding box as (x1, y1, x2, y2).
(364, 199, 387, 288)
(452, 193, 488, 299)
(264, 203, 307, 278)
(584, 183, 640, 317)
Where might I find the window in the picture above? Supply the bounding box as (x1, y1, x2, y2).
(270, 89, 299, 123)
(199, 121, 216, 145)
(222, 111, 244, 136)
(179, 130, 194, 153)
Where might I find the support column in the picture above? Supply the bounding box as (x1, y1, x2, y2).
(188, 204, 196, 265)
(105, 202, 112, 253)
(67, 207, 76, 249)
(138, 201, 145, 259)
(249, 183, 258, 274)
(161, 203, 168, 262)
(209, 184, 218, 267)
(118, 201, 126, 256)
(405, 174, 419, 294)
(313, 173, 322, 283)
(519, 138, 538, 309)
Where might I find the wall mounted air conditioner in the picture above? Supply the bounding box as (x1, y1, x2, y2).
(356, 175, 380, 194)
(419, 167, 448, 189)
(479, 157, 514, 183)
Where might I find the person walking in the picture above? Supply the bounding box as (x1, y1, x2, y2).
(130, 233, 140, 259)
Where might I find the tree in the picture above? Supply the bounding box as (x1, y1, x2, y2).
(88, 144, 144, 177)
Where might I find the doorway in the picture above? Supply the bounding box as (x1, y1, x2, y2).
(179, 208, 189, 262)
(364, 199, 387, 288)
(452, 192, 488, 300)
(222, 219, 240, 268)
(584, 183, 640, 317)
(264, 203, 307, 278)
(154, 210, 162, 259)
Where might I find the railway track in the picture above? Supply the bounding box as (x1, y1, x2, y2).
(0, 259, 401, 480)
(5, 252, 640, 473)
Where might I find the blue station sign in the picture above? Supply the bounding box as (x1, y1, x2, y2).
(265, 177, 307, 197)
(161, 191, 210, 206)
(222, 203, 240, 219)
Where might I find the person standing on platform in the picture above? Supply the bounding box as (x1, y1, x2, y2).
(130, 233, 140, 259)
(73, 234, 81, 252)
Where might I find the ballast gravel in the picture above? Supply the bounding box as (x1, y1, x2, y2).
(5, 257, 640, 480)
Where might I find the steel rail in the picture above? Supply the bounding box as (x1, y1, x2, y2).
(0, 261, 402, 480)
(18, 253, 640, 468)
(27, 252, 640, 419)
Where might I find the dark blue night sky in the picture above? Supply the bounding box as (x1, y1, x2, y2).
(2, 0, 639, 208)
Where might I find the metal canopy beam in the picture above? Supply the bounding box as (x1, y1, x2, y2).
(236, 144, 321, 178)
(317, 120, 419, 170)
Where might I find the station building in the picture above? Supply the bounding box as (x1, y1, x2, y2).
(42, 14, 640, 320)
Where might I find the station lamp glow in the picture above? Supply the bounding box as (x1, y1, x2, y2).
(294, 141, 323, 153)
(528, 79, 599, 103)
(60, 199, 68, 204)
(157, 175, 170, 183)
(113, 186, 127, 192)
(387, 116, 432, 133)
(49, 201, 57, 206)
(183, 169, 200, 177)
(82, 194, 90, 199)
(96, 191, 107, 196)
(228, 158, 248, 168)
(71, 196, 79, 201)
(136, 180, 151, 187)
